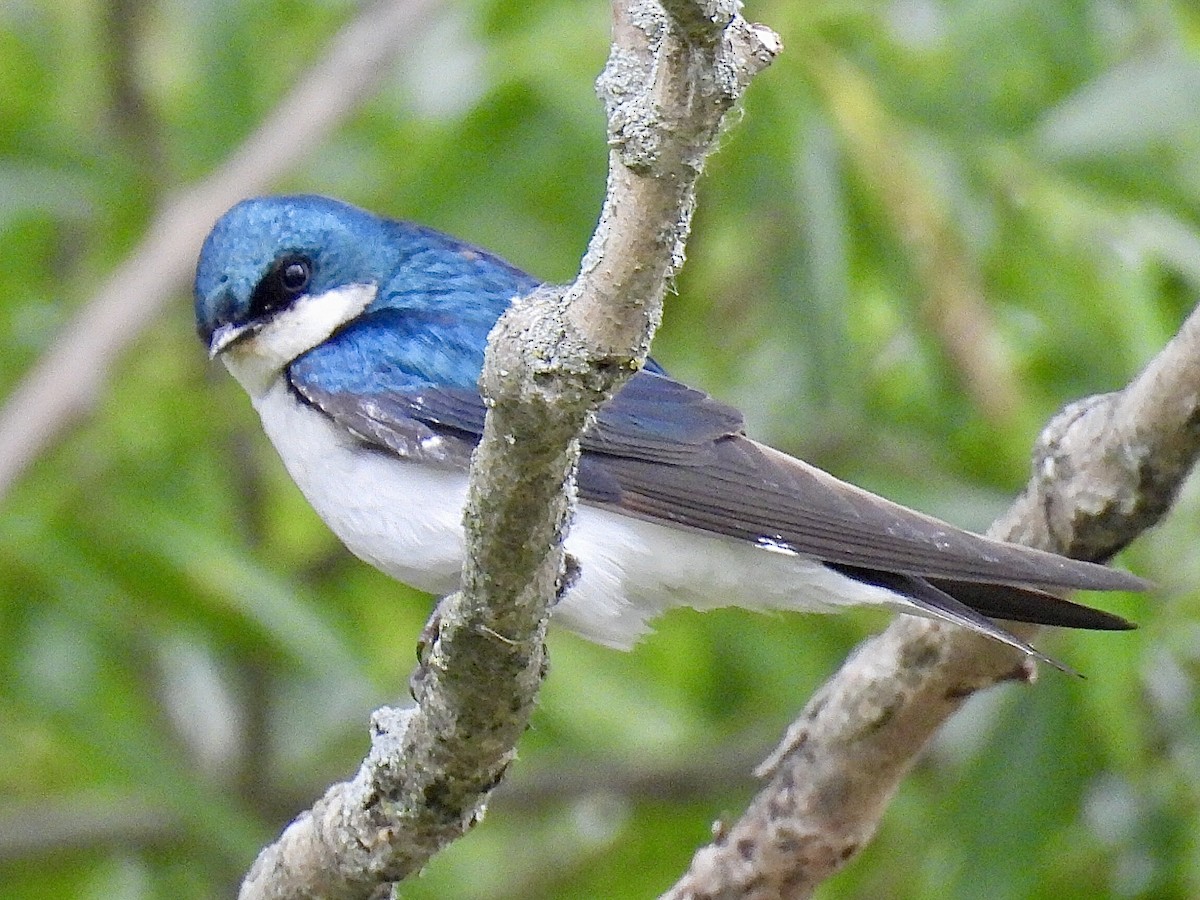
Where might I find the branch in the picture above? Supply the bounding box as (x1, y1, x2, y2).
(662, 301, 1200, 898)
(0, 0, 437, 504)
(237, 3, 779, 898)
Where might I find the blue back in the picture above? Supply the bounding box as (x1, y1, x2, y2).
(195, 194, 665, 397)
(194, 195, 542, 394)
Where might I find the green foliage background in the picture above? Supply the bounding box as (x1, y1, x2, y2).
(3, 0, 1200, 897)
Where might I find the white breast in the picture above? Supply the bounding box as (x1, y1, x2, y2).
(252, 378, 469, 594)
(246, 377, 900, 649)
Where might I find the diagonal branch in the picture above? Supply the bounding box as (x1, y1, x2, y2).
(0, 0, 437, 504)
(236, 3, 779, 898)
(662, 301, 1200, 899)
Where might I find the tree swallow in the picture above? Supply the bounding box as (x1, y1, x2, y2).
(194, 195, 1141, 670)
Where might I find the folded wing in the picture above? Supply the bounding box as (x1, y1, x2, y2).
(292, 366, 1142, 638)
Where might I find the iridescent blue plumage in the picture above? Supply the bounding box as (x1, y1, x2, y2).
(196, 195, 541, 394)
(194, 194, 1142, 669)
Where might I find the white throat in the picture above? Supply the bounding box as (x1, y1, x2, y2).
(219, 282, 377, 399)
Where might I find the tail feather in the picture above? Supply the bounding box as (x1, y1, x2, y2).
(829, 564, 1137, 675)
(928, 578, 1135, 631)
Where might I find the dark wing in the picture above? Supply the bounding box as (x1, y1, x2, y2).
(290, 380, 481, 470)
(597, 424, 1141, 591)
(292, 367, 1141, 635)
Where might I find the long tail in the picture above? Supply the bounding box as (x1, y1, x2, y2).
(830, 564, 1135, 675)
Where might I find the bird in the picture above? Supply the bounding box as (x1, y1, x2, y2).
(194, 194, 1143, 672)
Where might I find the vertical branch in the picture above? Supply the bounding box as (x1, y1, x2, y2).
(237, 3, 779, 898)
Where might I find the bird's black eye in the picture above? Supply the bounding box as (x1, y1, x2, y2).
(248, 253, 313, 321)
(279, 258, 311, 293)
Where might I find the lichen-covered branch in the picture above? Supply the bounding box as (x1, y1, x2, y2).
(661, 302, 1200, 899)
(237, 3, 779, 898)
(568, 1, 780, 359)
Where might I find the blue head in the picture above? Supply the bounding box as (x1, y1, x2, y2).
(194, 195, 541, 396)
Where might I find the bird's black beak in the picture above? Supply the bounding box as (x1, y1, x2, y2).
(208, 320, 259, 359)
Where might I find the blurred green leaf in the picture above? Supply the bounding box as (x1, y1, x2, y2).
(3, 0, 1198, 896)
(1037, 52, 1200, 158)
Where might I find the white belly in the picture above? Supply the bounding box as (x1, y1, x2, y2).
(250, 379, 898, 649)
(254, 379, 469, 595)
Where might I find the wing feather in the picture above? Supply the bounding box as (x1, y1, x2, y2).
(290, 366, 1144, 619)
